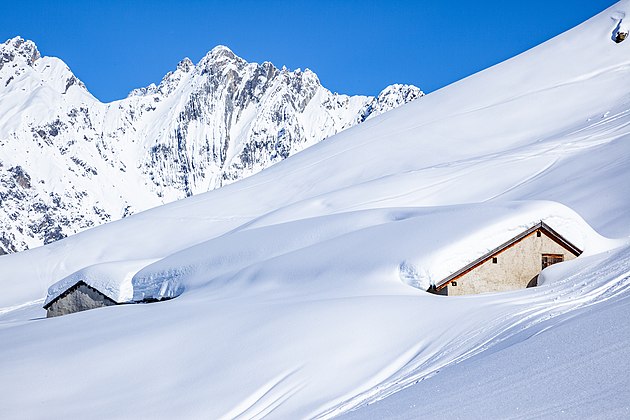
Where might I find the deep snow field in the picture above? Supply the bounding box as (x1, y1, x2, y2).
(1, 1, 630, 418)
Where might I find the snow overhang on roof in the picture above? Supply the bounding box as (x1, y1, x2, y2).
(43, 259, 159, 308)
(388, 201, 600, 291)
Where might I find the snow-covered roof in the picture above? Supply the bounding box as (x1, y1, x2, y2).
(130, 201, 600, 301)
(398, 202, 595, 290)
(44, 259, 159, 306)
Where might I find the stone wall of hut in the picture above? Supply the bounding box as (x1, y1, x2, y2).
(46, 283, 116, 317)
(445, 231, 577, 296)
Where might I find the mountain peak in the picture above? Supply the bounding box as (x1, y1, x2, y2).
(200, 45, 243, 66)
(376, 84, 424, 104)
(177, 57, 194, 73)
(209, 45, 235, 56)
(1, 36, 41, 67)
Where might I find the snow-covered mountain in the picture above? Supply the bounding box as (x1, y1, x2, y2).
(0, 37, 423, 253)
(1, 1, 630, 418)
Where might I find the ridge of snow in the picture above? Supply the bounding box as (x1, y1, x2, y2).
(130, 201, 604, 302)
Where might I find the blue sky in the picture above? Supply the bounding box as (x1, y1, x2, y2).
(0, 0, 617, 102)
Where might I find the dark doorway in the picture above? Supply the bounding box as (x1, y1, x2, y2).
(526, 275, 539, 288)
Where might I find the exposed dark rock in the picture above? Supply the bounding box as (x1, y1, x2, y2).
(8, 166, 31, 189)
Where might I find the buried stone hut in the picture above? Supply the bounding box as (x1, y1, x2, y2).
(428, 221, 582, 296)
(44, 281, 118, 317)
(43, 259, 159, 317)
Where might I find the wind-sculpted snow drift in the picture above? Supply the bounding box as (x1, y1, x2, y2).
(0, 38, 422, 252)
(127, 202, 595, 302)
(1, 1, 630, 418)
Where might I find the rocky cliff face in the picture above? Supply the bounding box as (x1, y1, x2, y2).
(0, 36, 423, 253)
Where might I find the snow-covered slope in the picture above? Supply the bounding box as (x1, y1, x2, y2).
(0, 38, 422, 253)
(341, 245, 630, 419)
(1, 1, 630, 418)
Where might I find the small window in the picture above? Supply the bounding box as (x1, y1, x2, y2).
(537, 231, 542, 237)
(492, 257, 498, 264)
(542, 254, 564, 269)
(452, 281, 458, 287)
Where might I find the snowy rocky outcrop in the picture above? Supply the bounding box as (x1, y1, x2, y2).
(0, 37, 423, 253)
